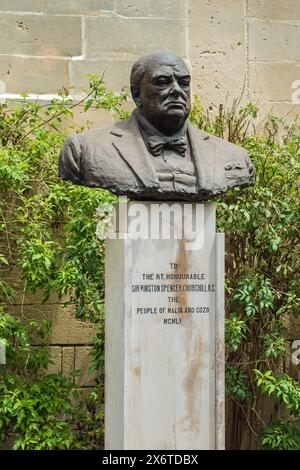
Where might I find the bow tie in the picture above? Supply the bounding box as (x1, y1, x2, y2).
(148, 135, 188, 157)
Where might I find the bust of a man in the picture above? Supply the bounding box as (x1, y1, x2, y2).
(59, 51, 255, 200)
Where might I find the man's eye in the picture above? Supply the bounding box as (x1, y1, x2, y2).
(179, 80, 190, 87)
(155, 78, 169, 86)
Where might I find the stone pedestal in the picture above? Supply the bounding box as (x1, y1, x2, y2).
(103, 201, 224, 450)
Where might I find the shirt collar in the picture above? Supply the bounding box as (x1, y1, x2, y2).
(133, 108, 188, 145)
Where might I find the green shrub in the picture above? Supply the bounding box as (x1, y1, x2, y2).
(0, 77, 123, 449)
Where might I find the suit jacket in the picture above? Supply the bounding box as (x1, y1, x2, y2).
(58, 112, 255, 201)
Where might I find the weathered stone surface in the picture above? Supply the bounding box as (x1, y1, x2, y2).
(249, 20, 300, 62)
(116, 0, 186, 18)
(12, 304, 98, 345)
(249, 62, 300, 102)
(105, 202, 225, 450)
(189, 1, 246, 60)
(190, 52, 247, 107)
(188, 0, 246, 106)
(44, 0, 114, 15)
(0, 0, 43, 12)
(150, 0, 186, 18)
(248, 0, 300, 20)
(0, 56, 69, 94)
(50, 308, 97, 345)
(47, 346, 62, 374)
(75, 346, 97, 386)
(62, 346, 75, 379)
(116, 0, 150, 17)
(0, 13, 81, 57)
(85, 17, 186, 58)
(73, 58, 132, 93)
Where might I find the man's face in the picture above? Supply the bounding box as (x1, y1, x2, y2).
(138, 59, 191, 133)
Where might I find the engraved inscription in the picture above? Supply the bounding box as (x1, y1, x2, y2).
(131, 262, 214, 325)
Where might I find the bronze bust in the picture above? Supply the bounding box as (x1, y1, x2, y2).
(59, 51, 255, 200)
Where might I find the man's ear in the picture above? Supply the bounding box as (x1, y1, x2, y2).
(131, 86, 142, 107)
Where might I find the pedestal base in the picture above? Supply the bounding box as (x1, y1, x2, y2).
(104, 201, 224, 450)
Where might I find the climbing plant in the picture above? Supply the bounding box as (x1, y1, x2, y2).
(0, 77, 123, 449)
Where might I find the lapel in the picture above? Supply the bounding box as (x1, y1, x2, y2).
(110, 115, 160, 189)
(188, 122, 215, 193)
(110, 116, 215, 195)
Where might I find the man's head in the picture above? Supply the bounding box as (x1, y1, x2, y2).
(130, 51, 191, 136)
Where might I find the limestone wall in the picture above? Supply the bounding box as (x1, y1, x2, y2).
(0, 0, 299, 118)
(2, 265, 98, 390)
(188, 0, 300, 119)
(0, 0, 299, 390)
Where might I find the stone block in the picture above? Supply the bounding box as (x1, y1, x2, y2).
(73, 58, 132, 93)
(190, 52, 247, 108)
(249, 20, 300, 62)
(248, 0, 300, 20)
(44, 0, 114, 15)
(249, 62, 300, 103)
(85, 16, 186, 59)
(47, 346, 62, 374)
(116, 0, 186, 18)
(12, 304, 98, 345)
(0, 0, 43, 12)
(62, 346, 75, 379)
(74, 346, 98, 386)
(150, 0, 186, 18)
(188, 0, 246, 107)
(0, 56, 69, 94)
(189, 0, 245, 57)
(0, 13, 81, 57)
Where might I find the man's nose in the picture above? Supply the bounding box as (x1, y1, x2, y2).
(169, 79, 182, 97)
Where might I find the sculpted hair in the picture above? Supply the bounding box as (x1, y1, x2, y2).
(130, 57, 148, 90)
(130, 51, 189, 90)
